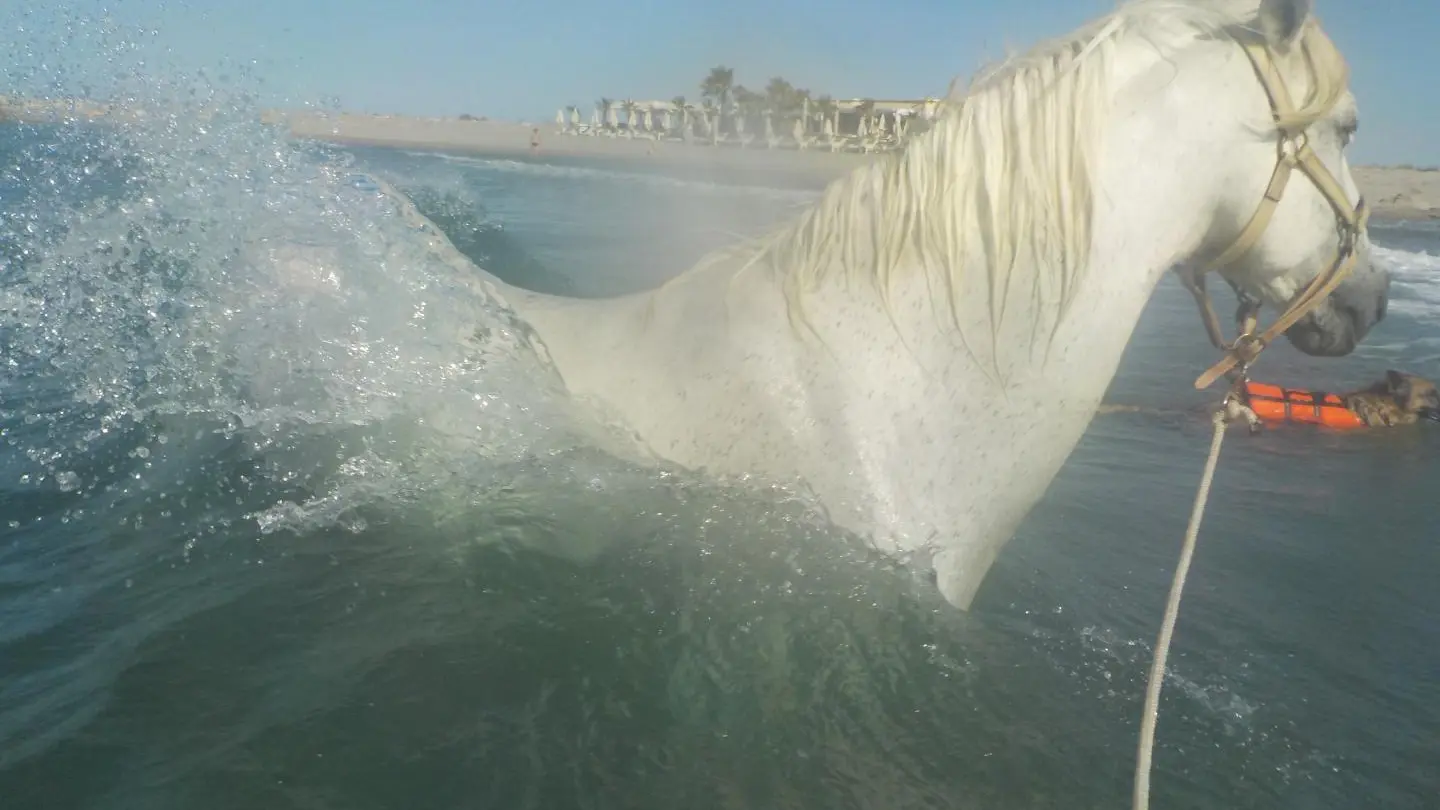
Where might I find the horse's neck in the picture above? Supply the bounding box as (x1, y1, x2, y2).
(519, 142, 1213, 453)
(511, 103, 1219, 577)
(825, 155, 1211, 420)
(771, 126, 1216, 545)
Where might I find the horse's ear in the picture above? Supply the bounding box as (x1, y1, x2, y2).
(946, 76, 966, 102)
(1386, 369, 1412, 398)
(1254, 0, 1314, 49)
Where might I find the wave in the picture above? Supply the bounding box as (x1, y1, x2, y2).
(1373, 243, 1440, 317)
(0, 119, 605, 549)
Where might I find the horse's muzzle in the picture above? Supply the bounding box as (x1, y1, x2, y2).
(1283, 262, 1390, 358)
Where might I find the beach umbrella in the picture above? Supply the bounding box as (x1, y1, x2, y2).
(643, 107, 654, 133)
(571, 107, 582, 128)
(606, 103, 619, 131)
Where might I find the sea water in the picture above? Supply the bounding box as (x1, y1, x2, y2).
(1, 113, 1437, 810)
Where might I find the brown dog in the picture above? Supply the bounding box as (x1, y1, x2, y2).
(1097, 370, 1440, 428)
(1341, 370, 1440, 426)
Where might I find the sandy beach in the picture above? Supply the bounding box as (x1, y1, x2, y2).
(281, 112, 1440, 221)
(5, 98, 1436, 219)
(283, 112, 870, 189)
(1348, 166, 1440, 222)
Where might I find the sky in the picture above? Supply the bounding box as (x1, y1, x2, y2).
(4, 0, 1439, 166)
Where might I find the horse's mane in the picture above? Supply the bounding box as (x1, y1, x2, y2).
(673, 0, 1349, 361)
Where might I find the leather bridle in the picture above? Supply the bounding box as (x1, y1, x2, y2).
(1177, 37, 1369, 391)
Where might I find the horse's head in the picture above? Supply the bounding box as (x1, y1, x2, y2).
(1196, 0, 1387, 358)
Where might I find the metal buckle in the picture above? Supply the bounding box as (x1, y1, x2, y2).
(1227, 332, 1265, 375)
(1279, 130, 1307, 163)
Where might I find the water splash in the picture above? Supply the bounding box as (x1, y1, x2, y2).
(1, 48, 589, 548)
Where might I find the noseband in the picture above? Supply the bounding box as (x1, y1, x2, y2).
(1178, 37, 1369, 390)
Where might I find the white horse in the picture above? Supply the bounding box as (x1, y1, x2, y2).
(378, 0, 1387, 609)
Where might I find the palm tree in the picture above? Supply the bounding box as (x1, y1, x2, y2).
(669, 96, 690, 138)
(764, 77, 809, 116)
(622, 99, 641, 136)
(595, 98, 615, 133)
(764, 77, 792, 110)
(733, 86, 765, 118)
(700, 66, 734, 107)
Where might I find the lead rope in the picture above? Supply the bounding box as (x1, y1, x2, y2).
(1130, 30, 1367, 810)
(1132, 391, 1252, 810)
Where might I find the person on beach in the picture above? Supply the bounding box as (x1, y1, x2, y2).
(530, 127, 541, 154)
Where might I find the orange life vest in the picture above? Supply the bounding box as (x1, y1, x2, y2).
(1242, 381, 1366, 429)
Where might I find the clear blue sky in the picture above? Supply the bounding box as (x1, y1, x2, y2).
(5, 0, 1438, 165)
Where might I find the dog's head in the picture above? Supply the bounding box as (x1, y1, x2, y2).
(1385, 370, 1440, 422)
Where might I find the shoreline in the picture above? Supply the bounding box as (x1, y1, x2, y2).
(5, 101, 1437, 219)
(285, 114, 1440, 221)
(285, 113, 870, 190)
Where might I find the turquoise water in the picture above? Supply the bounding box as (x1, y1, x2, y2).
(1, 113, 1438, 810)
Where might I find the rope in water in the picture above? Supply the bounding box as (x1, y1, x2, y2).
(1131, 403, 1233, 810)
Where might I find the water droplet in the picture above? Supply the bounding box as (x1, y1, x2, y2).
(55, 471, 80, 492)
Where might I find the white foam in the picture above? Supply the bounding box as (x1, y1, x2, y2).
(1373, 244, 1440, 318)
